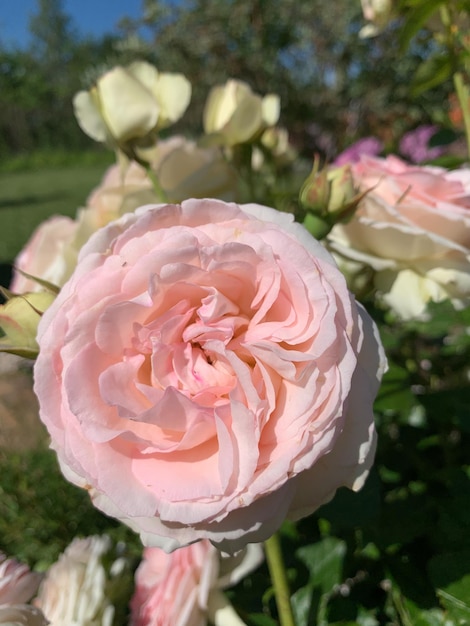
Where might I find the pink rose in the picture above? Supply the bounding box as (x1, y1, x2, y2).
(0, 554, 42, 605)
(328, 155, 470, 319)
(0, 553, 46, 626)
(34, 199, 385, 552)
(131, 541, 263, 626)
(11, 216, 78, 293)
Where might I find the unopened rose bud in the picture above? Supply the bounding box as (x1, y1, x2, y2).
(299, 159, 362, 239)
(0, 291, 56, 358)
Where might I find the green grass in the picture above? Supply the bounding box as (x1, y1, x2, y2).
(0, 448, 142, 570)
(0, 163, 111, 263)
(0, 149, 113, 174)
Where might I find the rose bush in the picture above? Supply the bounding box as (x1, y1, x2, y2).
(328, 155, 470, 319)
(131, 541, 263, 626)
(34, 199, 386, 553)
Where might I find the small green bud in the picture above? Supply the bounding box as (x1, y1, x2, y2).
(0, 291, 56, 358)
(299, 157, 364, 239)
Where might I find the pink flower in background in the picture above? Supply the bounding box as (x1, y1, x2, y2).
(0, 553, 42, 605)
(11, 215, 78, 293)
(334, 137, 383, 166)
(328, 155, 470, 318)
(0, 553, 46, 626)
(131, 542, 263, 626)
(34, 199, 386, 552)
(399, 125, 447, 164)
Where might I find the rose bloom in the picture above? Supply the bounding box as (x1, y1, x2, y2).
(73, 61, 191, 148)
(328, 155, 470, 319)
(148, 136, 238, 203)
(203, 79, 280, 146)
(34, 199, 385, 553)
(11, 215, 79, 293)
(35, 535, 125, 626)
(0, 553, 46, 626)
(131, 541, 263, 626)
(0, 553, 42, 606)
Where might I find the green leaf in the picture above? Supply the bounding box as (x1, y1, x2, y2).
(428, 128, 459, 147)
(436, 587, 470, 624)
(411, 55, 453, 97)
(401, 597, 448, 626)
(428, 552, 470, 621)
(291, 585, 321, 626)
(399, 0, 447, 51)
(296, 537, 347, 594)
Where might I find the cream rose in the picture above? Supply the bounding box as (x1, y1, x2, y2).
(73, 61, 191, 148)
(147, 136, 239, 202)
(203, 79, 280, 146)
(34, 199, 385, 553)
(328, 155, 470, 319)
(131, 541, 263, 626)
(35, 535, 126, 626)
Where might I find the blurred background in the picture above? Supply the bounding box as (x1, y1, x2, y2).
(0, 0, 458, 164)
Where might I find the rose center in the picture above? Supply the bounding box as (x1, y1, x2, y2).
(131, 290, 250, 406)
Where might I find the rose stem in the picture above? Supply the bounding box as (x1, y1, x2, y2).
(128, 149, 169, 202)
(264, 532, 296, 626)
(144, 164, 169, 203)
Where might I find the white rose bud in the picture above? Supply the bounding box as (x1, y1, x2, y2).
(73, 61, 191, 150)
(203, 79, 280, 146)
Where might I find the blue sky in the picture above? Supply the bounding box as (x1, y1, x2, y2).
(0, 0, 144, 49)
